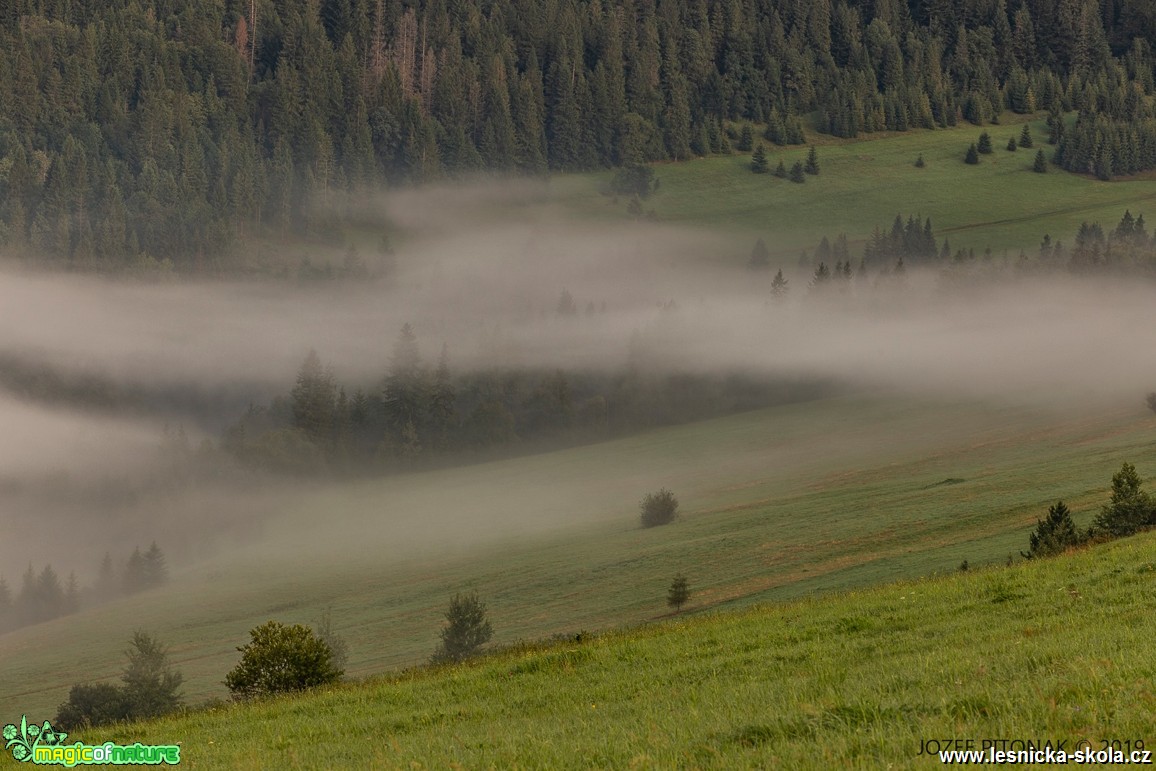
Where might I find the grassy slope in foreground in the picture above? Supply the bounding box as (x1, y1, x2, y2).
(63, 532, 1156, 769)
(553, 117, 1156, 263)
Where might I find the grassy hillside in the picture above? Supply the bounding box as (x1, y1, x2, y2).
(2, 395, 1153, 721)
(36, 531, 1156, 769)
(554, 118, 1156, 264)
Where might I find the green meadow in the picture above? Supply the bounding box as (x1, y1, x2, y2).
(554, 117, 1156, 263)
(2, 395, 1154, 725)
(41, 529, 1156, 769)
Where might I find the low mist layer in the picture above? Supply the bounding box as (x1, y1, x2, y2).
(1, 180, 1155, 586)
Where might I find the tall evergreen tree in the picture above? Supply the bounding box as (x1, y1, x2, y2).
(804, 146, 820, 175)
(750, 144, 769, 173)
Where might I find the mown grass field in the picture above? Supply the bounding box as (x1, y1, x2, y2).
(553, 116, 1156, 264)
(30, 529, 1156, 769)
(2, 395, 1154, 724)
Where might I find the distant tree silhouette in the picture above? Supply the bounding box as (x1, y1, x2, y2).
(667, 574, 690, 612)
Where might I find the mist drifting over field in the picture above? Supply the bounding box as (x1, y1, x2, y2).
(1, 178, 1155, 578)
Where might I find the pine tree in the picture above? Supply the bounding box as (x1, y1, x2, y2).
(789, 161, 806, 183)
(124, 548, 146, 594)
(737, 123, 754, 152)
(804, 146, 820, 175)
(427, 345, 457, 452)
(1033, 149, 1048, 173)
(291, 349, 336, 445)
(667, 574, 690, 612)
(1022, 501, 1085, 558)
(770, 269, 789, 299)
(977, 132, 993, 154)
(383, 324, 427, 438)
(1007, 137, 1018, 151)
(750, 144, 769, 174)
(749, 239, 770, 269)
(142, 543, 168, 589)
(1019, 124, 1034, 148)
(773, 159, 787, 178)
(965, 143, 980, 164)
(121, 631, 184, 720)
(1090, 463, 1154, 538)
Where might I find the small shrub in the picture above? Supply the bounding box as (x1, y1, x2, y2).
(55, 684, 127, 730)
(914, 154, 925, 168)
(1146, 392, 1156, 414)
(224, 621, 342, 699)
(640, 488, 679, 528)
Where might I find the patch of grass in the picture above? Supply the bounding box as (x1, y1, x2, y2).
(554, 117, 1156, 264)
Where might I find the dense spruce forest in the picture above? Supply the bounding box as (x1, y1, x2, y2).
(0, 0, 1154, 269)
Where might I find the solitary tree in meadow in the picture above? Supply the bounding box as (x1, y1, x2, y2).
(964, 144, 980, 164)
(804, 145, 819, 175)
(1019, 124, 1034, 148)
(640, 489, 679, 528)
(977, 131, 993, 154)
(431, 592, 493, 664)
(789, 160, 806, 183)
(750, 143, 769, 174)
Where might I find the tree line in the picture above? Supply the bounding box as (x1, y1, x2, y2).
(0, 543, 168, 635)
(224, 322, 825, 475)
(1, 0, 1155, 268)
(756, 209, 1156, 300)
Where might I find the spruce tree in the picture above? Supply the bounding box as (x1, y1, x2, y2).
(142, 543, 168, 589)
(964, 143, 980, 164)
(291, 350, 336, 445)
(383, 324, 427, 439)
(770, 269, 789, 299)
(773, 159, 787, 178)
(1019, 124, 1034, 148)
(1007, 137, 1017, 151)
(121, 631, 184, 720)
(789, 160, 806, 183)
(737, 123, 754, 152)
(750, 143, 768, 174)
(1022, 501, 1084, 558)
(914, 154, 925, 168)
(749, 238, 770, 268)
(977, 132, 993, 154)
(667, 574, 690, 612)
(804, 146, 819, 175)
(1033, 149, 1047, 173)
(1090, 462, 1154, 538)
